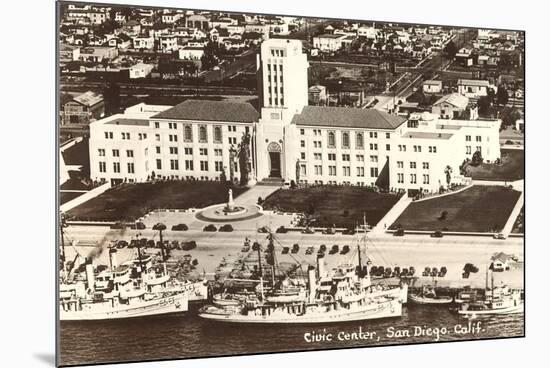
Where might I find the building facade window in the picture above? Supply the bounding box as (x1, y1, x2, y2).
(214, 126, 222, 143)
(127, 162, 135, 174)
(328, 131, 336, 148)
(199, 126, 207, 142)
(184, 125, 193, 141)
(113, 162, 120, 173)
(156, 159, 162, 170)
(126, 150, 134, 158)
(185, 160, 193, 170)
(357, 167, 365, 177)
(170, 159, 179, 170)
(342, 132, 350, 148)
(112, 149, 119, 157)
(329, 166, 337, 176)
(200, 160, 208, 171)
(370, 167, 379, 177)
(356, 132, 364, 149)
(99, 161, 106, 173)
(98, 149, 105, 156)
(170, 147, 178, 155)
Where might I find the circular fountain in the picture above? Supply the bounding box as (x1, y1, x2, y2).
(195, 188, 263, 222)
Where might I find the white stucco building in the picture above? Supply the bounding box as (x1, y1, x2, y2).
(88, 39, 501, 193)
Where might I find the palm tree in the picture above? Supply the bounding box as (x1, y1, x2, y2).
(153, 222, 167, 261)
(444, 165, 453, 187)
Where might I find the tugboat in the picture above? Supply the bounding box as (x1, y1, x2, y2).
(408, 282, 453, 305)
(59, 244, 191, 321)
(457, 270, 523, 316)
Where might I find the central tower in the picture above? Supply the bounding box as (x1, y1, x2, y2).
(255, 39, 309, 181)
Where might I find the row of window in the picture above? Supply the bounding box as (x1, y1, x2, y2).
(465, 135, 483, 142)
(303, 153, 380, 163)
(396, 161, 430, 170)
(466, 146, 483, 155)
(104, 132, 148, 140)
(307, 139, 385, 151)
(310, 165, 379, 178)
(98, 149, 134, 158)
(397, 144, 438, 153)
(396, 173, 430, 185)
(98, 160, 229, 174)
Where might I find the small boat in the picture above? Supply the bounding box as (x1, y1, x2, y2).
(408, 284, 453, 305)
(458, 285, 523, 316)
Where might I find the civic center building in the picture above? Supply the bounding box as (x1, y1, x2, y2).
(89, 39, 501, 193)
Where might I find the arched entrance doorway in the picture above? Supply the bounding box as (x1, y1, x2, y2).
(267, 142, 282, 178)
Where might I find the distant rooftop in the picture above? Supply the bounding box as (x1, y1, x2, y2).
(433, 93, 469, 109)
(151, 100, 260, 123)
(315, 33, 345, 39)
(458, 79, 490, 87)
(292, 106, 407, 130)
(105, 118, 149, 126)
(72, 91, 103, 107)
(402, 131, 454, 140)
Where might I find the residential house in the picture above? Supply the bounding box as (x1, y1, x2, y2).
(491, 252, 515, 272)
(128, 63, 155, 79)
(159, 35, 178, 52)
(313, 34, 346, 52)
(106, 34, 132, 49)
(422, 80, 442, 94)
(60, 44, 80, 63)
(431, 93, 470, 119)
(133, 35, 155, 50)
(178, 46, 205, 61)
(79, 46, 118, 63)
(455, 47, 474, 67)
(357, 26, 377, 39)
(63, 91, 105, 125)
(457, 79, 491, 98)
(186, 14, 211, 29)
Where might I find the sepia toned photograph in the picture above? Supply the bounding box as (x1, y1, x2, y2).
(56, 1, 525, 366)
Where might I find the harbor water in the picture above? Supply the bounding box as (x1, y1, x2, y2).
(59, 303, 524, 366)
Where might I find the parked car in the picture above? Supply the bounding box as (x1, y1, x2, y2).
(181, 241, 197, 251)
(146, 239, 155, 248)
(170, 240, 179, 250)
(305, 246, 315, 255)
(203, 224, 217, 232)
(276, 226, 288, 234)
(134, 222, 146, 230)
(219, 224, 234, 232)
(431, 231, 443, 238)
(171, 223, 188, 231)
(116, 240, 128, 248)
(329, 245, 339, 255)
(281, 247, 290, 254)
(342, 227, 356, 235)
(322, 227, 335, 235)
(110, 222, 126, 230)
(493, 233, 506, 240)
(257, 226, 270, 233)
(319, 244, 327, 253)
(291, 243, 300, 254)
(340, 245, 350, 255)
(393, 229, 405, 236)
(302, 227, 315, 234)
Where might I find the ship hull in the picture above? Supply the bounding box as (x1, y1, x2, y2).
(199, 299, 401, 324)
(458, 303, 523, 316)
(60, 294, 189, 321)
(408, 294, 453, 305)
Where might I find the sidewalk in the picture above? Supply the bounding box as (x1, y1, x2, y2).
(370, 194, 412, 235)
(501, 191, 524, 237)
(234, 184, 281, 206)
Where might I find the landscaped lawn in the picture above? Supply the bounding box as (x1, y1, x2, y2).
(464, 149, 524, 181)
(262, 186, 402, 228)
(390, 185, 522, 233)
(66, 181, 247, 222)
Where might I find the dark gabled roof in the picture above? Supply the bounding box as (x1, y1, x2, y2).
(151, 100, 260, 123)
(291, 106, 407, 130)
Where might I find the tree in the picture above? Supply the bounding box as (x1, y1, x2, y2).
(200, 42, 221, 71)
(443, 40, 458, 59)
(496, 86, 509, 107)
(152, 223, 167, 261)
(471, 151, 483, 166)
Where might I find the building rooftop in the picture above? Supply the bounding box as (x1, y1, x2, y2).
(423, 80, 442, 86)
(402, 131, 454, 140)
(291, 106, 407, 130)
(315, 33, 345, 39)
(151, 100, 260, 123)
(458, 79, 490, 87)
(433, 93, 469, 109)
(72, 91, 103, 107)
(105, 118, 150, 126)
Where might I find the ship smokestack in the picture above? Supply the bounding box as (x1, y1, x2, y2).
(85, 258, 95, 292)
(316, 255, 326, 279)
(308, 266, 317, 303)
(109, 248, 118, 270)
